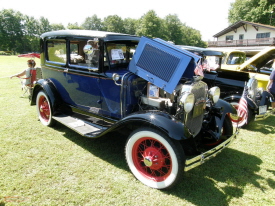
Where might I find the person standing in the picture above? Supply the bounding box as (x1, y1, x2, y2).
(266, 59, 275, 112)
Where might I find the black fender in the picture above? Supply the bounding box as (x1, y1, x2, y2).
(213, 99, 236, 136)
(223, 95, 257, 110)
(215, 98, 236, 115)
(31, 79, 63, 115)
(109, 111, 190, 141)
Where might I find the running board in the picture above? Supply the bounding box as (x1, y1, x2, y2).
(53, 114, 107, 138)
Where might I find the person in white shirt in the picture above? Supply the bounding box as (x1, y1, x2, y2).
(10, 59, 36, 86)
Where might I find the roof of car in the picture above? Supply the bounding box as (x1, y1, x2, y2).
(40, 30, 140, 41)
(177, 45, 224, 57)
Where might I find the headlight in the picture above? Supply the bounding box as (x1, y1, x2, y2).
(180, 93, 195, 113)
(247, 77, 258, 100)
(208, 87, 220, 103)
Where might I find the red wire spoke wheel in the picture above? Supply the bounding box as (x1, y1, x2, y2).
(36, 91, 55, 126)
(125, 128, 184, 189)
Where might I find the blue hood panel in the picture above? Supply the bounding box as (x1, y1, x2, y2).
(129, 37, 200, 94)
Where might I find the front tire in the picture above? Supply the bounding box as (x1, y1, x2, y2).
(36, 91, 55, 126)
(125, 127, 185, 189)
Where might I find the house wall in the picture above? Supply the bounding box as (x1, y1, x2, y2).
(217, 24, 275, 41)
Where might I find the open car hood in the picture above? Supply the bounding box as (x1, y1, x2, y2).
(239, 47, 275, 71)
(129, 37, 200, 94)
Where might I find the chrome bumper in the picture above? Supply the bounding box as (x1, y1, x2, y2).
(184, 129, 239, 172)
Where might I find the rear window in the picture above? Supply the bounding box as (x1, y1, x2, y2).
(46, 40, 66, 63)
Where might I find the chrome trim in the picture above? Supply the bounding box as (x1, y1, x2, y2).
(120, 72, 131, 118)
(184, 129, 239, 171)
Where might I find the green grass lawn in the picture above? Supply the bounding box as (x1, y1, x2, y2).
(0, 56, 275, 206)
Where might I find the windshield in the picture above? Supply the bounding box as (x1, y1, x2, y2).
(225, 52, 246, 65)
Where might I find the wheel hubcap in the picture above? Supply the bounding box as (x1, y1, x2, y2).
(132, 137, 172, 182)
(143, 147, 164, 170)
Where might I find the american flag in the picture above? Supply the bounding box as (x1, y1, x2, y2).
(237, 85, 248, 125)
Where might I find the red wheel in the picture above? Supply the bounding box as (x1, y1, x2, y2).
(125, 128, 184, 189)
(36, 91, 55, 126)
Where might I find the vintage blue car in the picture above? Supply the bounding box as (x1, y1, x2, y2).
(31, 30, 238, 189)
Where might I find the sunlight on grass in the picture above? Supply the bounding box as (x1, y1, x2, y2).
(0, 56, 275, 205)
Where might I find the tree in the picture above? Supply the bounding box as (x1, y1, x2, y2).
(181, 24, 207, 47)
(136, 10, 164, 39)
(81, 15, 103, 30)
(39, 17, 52, 33)
(51, 23, 65, 31)
(123, 18, 138, 35)
(67, 22, 83, 30)
(228, 0, 275, 25)
(0, 9, 25, 53)
(162, 14, 184, 44)
(103, 15, 125, 33)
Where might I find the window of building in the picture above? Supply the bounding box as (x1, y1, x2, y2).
(226, 35, 233, 41)
(239, 34, 244, 40)
(256, 32, 270, 38)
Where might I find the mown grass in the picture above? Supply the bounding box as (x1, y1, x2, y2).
(0, 56, 275, 206)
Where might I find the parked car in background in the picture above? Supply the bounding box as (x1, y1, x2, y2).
(177, 45, 271, 127)
(214, 47, 275, 89)
(31, 30, 238, 189)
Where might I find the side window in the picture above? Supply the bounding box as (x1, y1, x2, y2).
(47, 40, 66, 63)
(69, 39, 99, 71)
(105, 42, 137, 70)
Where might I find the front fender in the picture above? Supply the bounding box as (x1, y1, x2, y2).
(31, 79, 62, 114)
(223, 95, 257, 110)
(214, 99, 236, 135)
(116, 111, 191, 141)
(215, 99, 237, 115)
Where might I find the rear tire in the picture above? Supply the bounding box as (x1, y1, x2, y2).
(125, 127, 185, 189)
(36, 91, 55, 126)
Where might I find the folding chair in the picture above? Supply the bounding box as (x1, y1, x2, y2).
(20, 68, 37, 98)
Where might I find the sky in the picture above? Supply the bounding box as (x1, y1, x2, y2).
(1, 0, 235, 41)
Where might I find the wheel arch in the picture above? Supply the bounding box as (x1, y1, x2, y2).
(31, 79, 63, 114)
(109, 112, 191, 141)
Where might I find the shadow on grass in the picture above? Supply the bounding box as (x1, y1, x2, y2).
(164, 148, 268, 206)
(244, 115, 275, 134)
(51, 122, 272, 206)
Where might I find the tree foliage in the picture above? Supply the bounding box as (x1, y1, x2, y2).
(0, 8, 207, 53)
(103, 15, 125, 33)
(228, 0, 275, 25)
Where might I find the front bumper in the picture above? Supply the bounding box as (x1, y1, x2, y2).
(184, 129, 239, 171)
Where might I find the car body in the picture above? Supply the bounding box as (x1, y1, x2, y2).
(177, 45, 271, 127)
(31, 30, 238, 189)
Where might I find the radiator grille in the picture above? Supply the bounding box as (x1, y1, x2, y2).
(136, 44, 181, 82)
(185, 81, 207, 136)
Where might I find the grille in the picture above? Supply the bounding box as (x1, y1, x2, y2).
(185, 81, 207, 136)
(136, 43, 181, 82)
